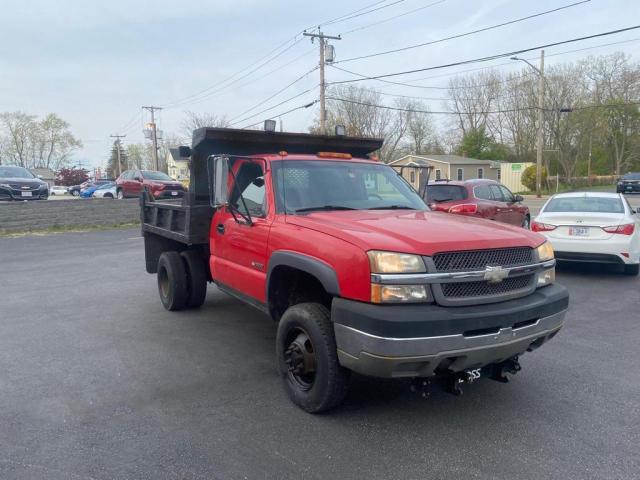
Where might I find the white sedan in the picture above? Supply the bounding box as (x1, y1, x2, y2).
(49, 185, 68, 195)
(532, 192, 639, 275)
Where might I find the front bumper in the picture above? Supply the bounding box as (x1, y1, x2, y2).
(0, 186, 48, 200)
(154, 190, 184, 199)
(332, 284, 569, 378)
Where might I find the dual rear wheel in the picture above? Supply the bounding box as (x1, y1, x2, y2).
(157, 250, 208, 311)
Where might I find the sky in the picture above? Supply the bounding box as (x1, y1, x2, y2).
(0, 0, 638, 171)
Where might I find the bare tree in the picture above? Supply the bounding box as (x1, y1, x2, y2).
(0, 112, 37, 167)
(181, 111, 229, 139)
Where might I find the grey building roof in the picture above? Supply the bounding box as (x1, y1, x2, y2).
(168, 148, 190, 162)
(30, 167, 56, 179)
(392, 154, 504, 166)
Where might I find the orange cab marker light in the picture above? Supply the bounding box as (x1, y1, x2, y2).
(278, 150, 288, 157)
(317, 152, 352, 159)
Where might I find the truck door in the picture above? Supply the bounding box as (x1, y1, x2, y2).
(210, 159, 272, 303)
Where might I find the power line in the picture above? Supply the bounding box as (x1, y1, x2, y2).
(319, 0, 406, 28)
(325, 96, 640, 115)
(241, 100, 319, 129)
(335, 0, 590, 64)
(228, 66, 319, 123)
(329, 25, 640, 85)
(341, 0, 448, 35)
(230, 86, 319, 127)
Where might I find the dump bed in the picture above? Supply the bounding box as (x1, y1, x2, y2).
(140, 192, 212, 245)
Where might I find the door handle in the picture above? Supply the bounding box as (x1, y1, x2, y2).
(216, 224, 225, 234)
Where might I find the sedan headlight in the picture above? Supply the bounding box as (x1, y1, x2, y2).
(536, 241, 554, 262)
(368, 251, 426, 273)
(371, 284, 430, 303)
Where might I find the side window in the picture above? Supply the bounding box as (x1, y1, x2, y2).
(489, 184, 505, 202)
(457, 168, 463, 181)
(474, 185, 491, 200)
(231, 162, 266, 218)
(477, 167, 484, 179)
(499, 185, 515, 203)
(435, 169, 441, 180)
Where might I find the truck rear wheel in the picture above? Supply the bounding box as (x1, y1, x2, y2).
(180, 250, 208, 308)
(276, 303, 350, 413)
(157, 252, 188, 311)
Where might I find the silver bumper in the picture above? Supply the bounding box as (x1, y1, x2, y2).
(334, 310, 566, 378)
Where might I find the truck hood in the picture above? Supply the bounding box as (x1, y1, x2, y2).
(285, 210, 544, 256)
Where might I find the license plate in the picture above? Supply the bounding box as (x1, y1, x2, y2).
(569, 226, 589, 236)
(171, 191, 178, 196)
(21, 191, 33, 197)
(627, 186, 633, 190)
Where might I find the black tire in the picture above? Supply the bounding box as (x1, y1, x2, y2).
(624, 264, 639, 276)
(104, 193, 114, 199)
(522, 215, 531, 229)
(180, 250, 208, 308)
(157, 252, 189, 311)
(276, 303, 350, 413)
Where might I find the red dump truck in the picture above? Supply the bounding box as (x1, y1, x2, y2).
(140, 126, 569, 413)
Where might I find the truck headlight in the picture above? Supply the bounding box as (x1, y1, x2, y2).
(368, 251, 426, 273)
(536, 241, 554, 262)
(371, 284, 429, 303)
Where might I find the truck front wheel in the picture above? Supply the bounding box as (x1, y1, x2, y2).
(276, 303, 350, 413)
(157, 251, 188, 311)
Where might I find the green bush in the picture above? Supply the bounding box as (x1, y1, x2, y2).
(521, 165, 547, 192)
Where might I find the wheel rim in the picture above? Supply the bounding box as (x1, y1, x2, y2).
(158, 267, 170, 298)
(117, 191, 123, 199)
(284, 327, 316, 390)
(523, 217, 530, 229)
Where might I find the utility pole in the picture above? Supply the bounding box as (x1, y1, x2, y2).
(303, 30, 341, 134)
(142, 106, 162, 170)
(535, 50, 545, 198)
(110, 134, 126, 178)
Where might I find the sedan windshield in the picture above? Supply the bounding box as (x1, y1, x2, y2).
(273, 160, 426, 213)
(142, 171, 172, 181)
(544, 196, 625, 214)
(0, 166, 35, 179)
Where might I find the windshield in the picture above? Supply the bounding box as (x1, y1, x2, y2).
(426, 185, 467, 203)
(622, 173, 640, 180)
(273, 160, 426, 213)
(0, 166, 35, 179)
(142, 171, 172, 181)
(544, 196, 625, 214)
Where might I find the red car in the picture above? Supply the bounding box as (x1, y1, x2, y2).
(116, 169, 185, 199)
(426, 179, 531, 228)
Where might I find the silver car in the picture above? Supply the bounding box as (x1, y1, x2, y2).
(92, 182, 117, 199)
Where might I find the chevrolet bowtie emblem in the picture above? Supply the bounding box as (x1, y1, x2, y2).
(484, 265, 508, 284)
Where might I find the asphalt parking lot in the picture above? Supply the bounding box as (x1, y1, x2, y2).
(1, 228, 639, 480)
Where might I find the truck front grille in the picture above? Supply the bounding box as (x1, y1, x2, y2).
(429, 247, 537, 306)
(433, 247, 533, 272)
(441, 274, 535, 299)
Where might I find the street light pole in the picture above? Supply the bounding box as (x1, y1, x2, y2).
(511, 50, 545, 198)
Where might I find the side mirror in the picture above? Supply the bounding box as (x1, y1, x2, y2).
(208, 155, 228, 208)
(514, 194, 524, 202)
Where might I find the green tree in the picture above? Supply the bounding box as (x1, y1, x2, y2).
(521, 165, 548, 192)
(456, 127, 509, 160)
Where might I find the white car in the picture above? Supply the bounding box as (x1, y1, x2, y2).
(92, 182, 117, 199)
(50, 185, 68, 195)
(533, 192, 640, 275)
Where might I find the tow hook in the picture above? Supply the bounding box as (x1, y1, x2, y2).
(409, 356, 522, 398)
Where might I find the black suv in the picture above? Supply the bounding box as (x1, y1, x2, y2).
(0, 166, 49, 201)
(617, 173, 640, 193)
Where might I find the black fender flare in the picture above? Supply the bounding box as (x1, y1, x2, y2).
(266, 251, 340, 301)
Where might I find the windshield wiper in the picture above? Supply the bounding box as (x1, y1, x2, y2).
(432, 198, 453, 203)
(294, 205, 358, 213)
(368, 205, 417, 210)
